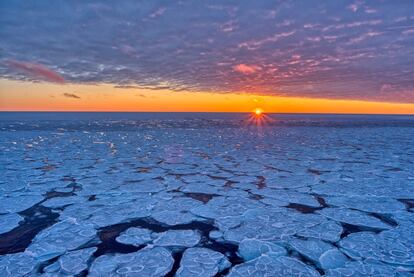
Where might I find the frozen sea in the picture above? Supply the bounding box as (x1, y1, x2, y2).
(1, 112, 414, 276)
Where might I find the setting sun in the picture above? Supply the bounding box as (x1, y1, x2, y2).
(254, 108, 263, 116)
(247, 107, 273, 127)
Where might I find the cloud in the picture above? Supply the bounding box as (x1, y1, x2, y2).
(114, 85, 140, 89)
(63, 93, 81, 99)
(238, 31, 296, 50)
(365, 8, 377, 14)
(149, 7, 166, 18)
(347, 4, 359, 12)
(233, 64, 261, 74)
(0, 1, 413, 103)
(402, 29, 414, 35)
(5, 60, 65, 83)
(348, 31, 382, 44)
(119, 44, 137, 56)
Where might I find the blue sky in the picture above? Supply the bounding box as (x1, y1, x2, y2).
(1, 0, 414, 103)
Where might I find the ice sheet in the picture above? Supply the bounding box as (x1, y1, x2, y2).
(1, 115, 413, 275)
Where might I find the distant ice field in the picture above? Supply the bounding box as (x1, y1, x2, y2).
(0, 113, 413, 276)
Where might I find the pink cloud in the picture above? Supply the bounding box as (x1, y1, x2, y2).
(365, 8, 377, 14)
(6, 60, 65, 83)
(233, 64, 261, 74)
(119, 44, 136, 56)
(347, 3, 359, 12)
(349, 31, 382, 44)
(402, 29, 414, 35)
(149, 7, 166, 18)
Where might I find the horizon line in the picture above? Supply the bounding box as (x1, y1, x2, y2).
(1, 111, 414, 116)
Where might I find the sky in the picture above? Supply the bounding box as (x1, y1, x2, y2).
(0, 0, 414, 113)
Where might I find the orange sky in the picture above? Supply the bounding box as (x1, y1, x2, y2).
(1, 79, 414, 114)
